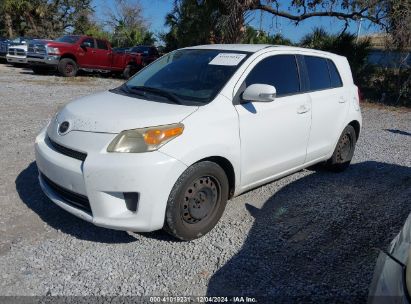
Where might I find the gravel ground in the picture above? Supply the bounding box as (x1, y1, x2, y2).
(0, 63, 410, 302)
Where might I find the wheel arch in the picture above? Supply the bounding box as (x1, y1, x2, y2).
(348, 120, 361, 140)
(195, 156, 236, 199)
(60, 53, 77, 62)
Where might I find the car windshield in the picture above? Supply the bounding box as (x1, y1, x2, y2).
(120, 49, 250, 105)
(55, 35, 81, 44)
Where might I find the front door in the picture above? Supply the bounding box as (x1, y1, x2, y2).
(77, 37, 96, 68)
(235, 54, 311, 189)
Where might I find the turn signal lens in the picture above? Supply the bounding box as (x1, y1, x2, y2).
(143, 126, 184, 145)
(107, 123, 184, 153)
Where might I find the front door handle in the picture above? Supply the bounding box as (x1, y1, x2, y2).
(297, 104, 311, 114)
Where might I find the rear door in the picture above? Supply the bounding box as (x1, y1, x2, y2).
(94, 39, 112, 69)
(302, 55, 349, 162)
(235, 53, 312, 189)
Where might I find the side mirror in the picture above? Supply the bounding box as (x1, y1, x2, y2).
(242, 84, 276, 102)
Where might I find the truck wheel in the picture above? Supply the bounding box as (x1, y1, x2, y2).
(164, 161, 229, 241)
(58, 58, 78, 77)
(326, 125, 357, 172)
(123, 64, 136, 79)
(32, 67, 49, 75)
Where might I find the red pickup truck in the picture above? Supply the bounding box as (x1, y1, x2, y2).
(26, 35, 158, 78)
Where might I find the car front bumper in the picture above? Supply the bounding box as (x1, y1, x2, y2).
(35, 128, 187, 232)
(6, 55, 27, 64)
(27, 55, 60, 66)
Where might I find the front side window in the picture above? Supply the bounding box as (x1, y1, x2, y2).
(304, 56, 331, 91)
(81, 38, 95, 48)
(245, 55, 300, 96)
(118, 49, 250, 105)
(96, 39, 108, 50)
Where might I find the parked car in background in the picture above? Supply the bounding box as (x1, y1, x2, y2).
(6, 43, 28, 65)
(27, 35, 148, 78)
(129, 45, 159, 67)
(35, 44, 362, 241)
(0, 37, 31, 60)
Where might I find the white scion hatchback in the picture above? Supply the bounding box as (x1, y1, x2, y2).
(35, 44, 362, 240)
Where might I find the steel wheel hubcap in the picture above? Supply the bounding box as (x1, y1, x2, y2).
(338, 134, 351, 161)
(66, 64, 73, 74)
(182, 176, 219, 224)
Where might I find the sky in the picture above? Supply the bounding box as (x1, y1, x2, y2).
(92, 0, 381, 44)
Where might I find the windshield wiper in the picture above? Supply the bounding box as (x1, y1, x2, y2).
(127, 85, 183, 105)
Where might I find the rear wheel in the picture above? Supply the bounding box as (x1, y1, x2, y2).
(326, 125, 357, 172)
(164, 161, 229, 241)
(58, 58, 78, 77)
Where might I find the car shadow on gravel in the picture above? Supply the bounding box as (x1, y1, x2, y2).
(15, 162, 136, 244)
(207, 161, 411, 303)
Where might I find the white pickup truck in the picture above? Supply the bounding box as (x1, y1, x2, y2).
(6, 44, 28, 65)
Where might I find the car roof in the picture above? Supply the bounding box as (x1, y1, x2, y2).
(184, 44, 343, 58)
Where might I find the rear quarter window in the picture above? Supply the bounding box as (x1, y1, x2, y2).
(304, 56, 331, 91)
(327, 59, 343, 87)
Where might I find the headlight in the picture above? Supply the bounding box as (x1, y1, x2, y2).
(107, 123, 184, 153)
(46, 46, 60, 55)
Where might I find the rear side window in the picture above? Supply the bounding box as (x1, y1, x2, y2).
(96, 39, 108, 50)
(245, 55, 300, 96)
(327, 59, 343, 87)
(304, 56, 331, 91)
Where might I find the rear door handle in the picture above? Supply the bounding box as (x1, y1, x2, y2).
(338, 96, 347, 103)
(297, 104, 311, 114)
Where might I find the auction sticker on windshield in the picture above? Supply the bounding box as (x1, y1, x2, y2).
(209, 53, 247, 66)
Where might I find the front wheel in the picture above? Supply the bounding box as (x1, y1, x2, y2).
(58, 58, 78, 77)
(326, 125, 357, 172)
(164, 161, 229, 241)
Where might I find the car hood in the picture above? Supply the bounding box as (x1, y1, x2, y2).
(8, 44, 27, 50)
(55, 91, 198, 134)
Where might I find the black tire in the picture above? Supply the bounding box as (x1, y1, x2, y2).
(164, 161, 229, 241)
(32, 66, 49, 75)
(123, 65, 132, 79)
(326, 125, 357, 172)
(58, 58, 78, 77)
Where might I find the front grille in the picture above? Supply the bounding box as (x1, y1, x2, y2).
(40, 172, 92, 214)
(27, 43, 46, 55)
(8, 48, 26, 56)
(47, 136, 87, 161)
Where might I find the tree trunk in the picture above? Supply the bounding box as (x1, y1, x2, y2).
(4, 12, 14, 38)
(25, 12, 39, 36)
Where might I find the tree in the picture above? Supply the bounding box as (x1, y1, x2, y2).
(105, 0, 154, 47)
(0, 0, 94, 38)
(162, 0, 229, 50)
(243, 26, 292, 45)
(300, 27, 372, 83)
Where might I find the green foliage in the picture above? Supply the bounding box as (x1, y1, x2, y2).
(0, 0, 94, 38)
(162, 0, 227, 51)
(243, 27, 293, 45)
(300, 28, 372, 83)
